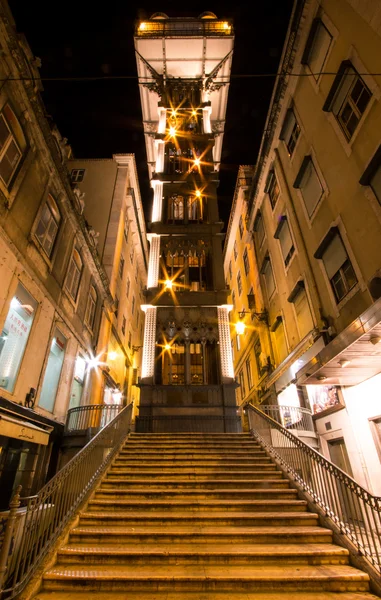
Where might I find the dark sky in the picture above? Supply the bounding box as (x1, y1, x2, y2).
(9, 1, 293, 225)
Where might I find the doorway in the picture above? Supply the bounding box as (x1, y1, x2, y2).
(327, 437, 353, 476)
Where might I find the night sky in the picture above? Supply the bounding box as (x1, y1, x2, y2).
(9, 1, 293, 225)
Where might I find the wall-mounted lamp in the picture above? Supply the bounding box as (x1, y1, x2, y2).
(338, 359, 351, 368)
(370, 335, 381, 345)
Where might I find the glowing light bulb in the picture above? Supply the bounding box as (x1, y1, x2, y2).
(165, 344, 171, 350)
(195, 190, 201, 197)
(194, 158, 200, 167)
(192, 110, 197, 116)
(139, 22, 147, 30)
(165, 279, 173, 289)
(169, 126, 176, 137)
(171, 110, 176, 117)
(235, 320, 245, 336)
(108, 351, 117, 360)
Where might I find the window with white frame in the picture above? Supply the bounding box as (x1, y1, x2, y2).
(239, 215, 244, 238)
(126, 277, 130, 298)
(124, 215, 129, 242)
(274, 216, 295, 266)
(239, 369, 246, 399)
(360, 145, 381, 206)
(122, 316, 126, 335)
(288, 281, 314, 339)
(237, 271, 242, 296)
(323, 61, 371, 141)
(271, 316, 288, 364)
(34, 195, 61, 257)
(0, 106, 23, 187)
(233, 240, 238, 261)
(253, 211, 265, 246)
(261, 255, 276, 299)
(246, 357, 253, 389)
(294, 156, 324, 218)
(314, 228, 358, 303)
(70, 169, 85, 183)
(280, 109, 301, 157)
(119, 255, 124, 279)
(243, 248, 250, 276)
(65, 248, 83, 301)
(265, 169, 280, 209)
(232, 290, 236, 307)
(301, 18, 333, 80)
(85, 285, 97, 329)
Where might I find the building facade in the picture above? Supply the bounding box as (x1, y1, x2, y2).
(227, 0, 381, 493)
(67, 155, 148, 415)
(0, 3, 113, 509)
(134, 12, 238, 432)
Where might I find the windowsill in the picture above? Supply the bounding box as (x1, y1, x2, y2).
(284, 247, 297, 274)
(62, 289, 79, 311)
(28, 235, 54, 270)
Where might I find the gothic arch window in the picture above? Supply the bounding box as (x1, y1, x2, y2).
(187, 195, 202, 221)
(168, 195, 184, 221)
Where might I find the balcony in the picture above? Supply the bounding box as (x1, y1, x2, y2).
(65, 404, 123, 434)
(256, 404, 318, 447)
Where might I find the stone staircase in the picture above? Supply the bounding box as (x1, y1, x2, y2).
(34, 433, 379, 600)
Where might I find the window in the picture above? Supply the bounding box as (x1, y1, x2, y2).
(34, 195, 61, 257)
(85, 285, 97, 329)
(280, 109, 301, 157)
(271, 316, 288, 363)
(228, 261, 232, 279)
(237, 271, 242, 296)
(38, 328, 67, 412)
(128, 331, 132, 349)
(246, 358, 253, 389)
(70, 169, 85, 183)
(274, 216, 295, 266)
(135, 266, 138, 282)
(168, 195, 184, 221)
(243, 248, 250, 276)
(360, 145, 381, 206)
(239, 369, 246, 399)
(314, 228, 357, 303)
(265, 169, 280, 209)
(65, 249, 83, 301)
(323, 61, 371, 140)
(130, 246, 134, 263)
(119, 255, 124, 279)
(132, 296, 135, 315)
(233, 241, 238, 261)
(126, 278, 130, 298)
(261, 255, 276, 299)
(114, 296, 119, 318)
(190, 343, 203, 384)
(0, 283, 38, 393)
(288, 281, 314, 339)
(253, 211, 265, 246)
(254, 338, 262, 377)
(122, 316, 126, 335)
(302, 19, 333, 80)
(124, 216, 129, 242)
(232, 290, 236, 307)
(0, 106, 23, 187)
(294, 156, 323, 218)
(239, 216, 244, 238)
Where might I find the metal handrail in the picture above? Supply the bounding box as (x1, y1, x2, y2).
(0, 403, 133, 599)
(65, 403, 123, 432)
(247, 403, 381, 573)
(258, 404, 314, 433)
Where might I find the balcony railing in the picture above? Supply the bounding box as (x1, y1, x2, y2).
(257, 404, 314, 433)
(247, 403, 381, 575)
(136, 20, 233, 37)
(0, 403, 133, 599)
(65, 403, 123, 433)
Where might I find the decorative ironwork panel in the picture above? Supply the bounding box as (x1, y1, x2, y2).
(147, 236, 160, 288)
(141, 306, 157, 378)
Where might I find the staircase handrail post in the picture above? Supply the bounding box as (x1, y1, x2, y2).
(0, 486, 22, 593)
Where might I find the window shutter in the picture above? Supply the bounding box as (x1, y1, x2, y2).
(307, 21, 332, 77)
(278, 220, 293, 260)
(322, 60, 353, 112)
(299, 158, 323, 217)
(279, 109, 295, 142)
(301, 18, 320, 65)
(264, 170, 274, 193)
(293, 155, 311, 188)
(294, 288, 314, 339)
(322, 234, 348, 279)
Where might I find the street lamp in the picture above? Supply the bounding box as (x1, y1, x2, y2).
(235, 308, 268, 335)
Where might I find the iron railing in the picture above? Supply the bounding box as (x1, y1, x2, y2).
(258, 404, 314, 433)
(136, 414, 242, 433)
(65, 403, 123, 433)
(0, 403, 133, 599)
(247, 403, 381, 573)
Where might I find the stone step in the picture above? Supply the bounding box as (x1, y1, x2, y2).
(119, 450, 266, 456)
(100, 478, 290, 489)
(106, 471, 282, 480)
(123, 442, 261, 448)
(94, 487, 300, 500)
(78, 511, 318, 528)
(117, 454, 267, 462)
(56, 542, 349, 567)
(87, 499, 308, 512)
(42, 564, 369, 593)
(111, 462, 275, 470)
(128, 434, 253, 438)
(69, 525, 333, 545)
(33, 591, 381, 600)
